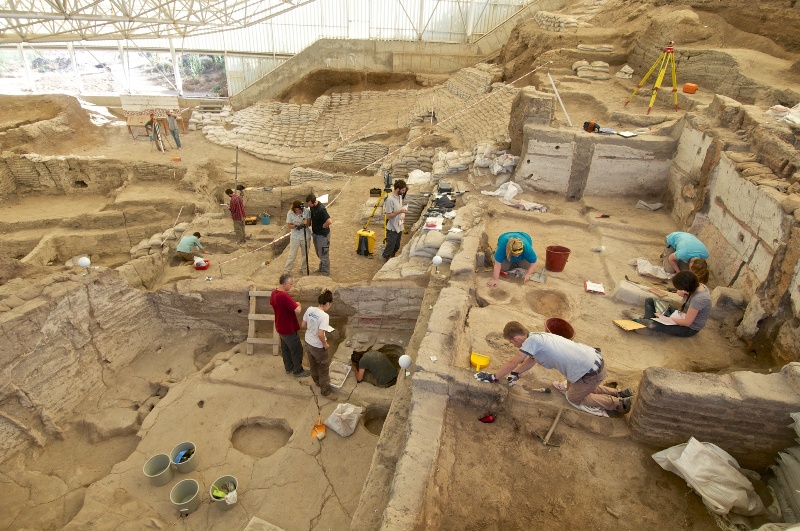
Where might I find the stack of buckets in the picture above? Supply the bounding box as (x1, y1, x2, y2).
(141, 441, 238, 515)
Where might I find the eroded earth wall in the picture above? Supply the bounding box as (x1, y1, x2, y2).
(630, 365, 800, 469)
(0, 153, 188, 198)
(667, 95, 800, 363)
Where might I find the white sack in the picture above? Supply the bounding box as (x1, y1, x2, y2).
(629, 257, 671, 280)
(324, 403, 364, 437)
(652, 438, 765, 516)
(481, 182, 523, 201)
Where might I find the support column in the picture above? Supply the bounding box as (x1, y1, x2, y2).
(466, 0, 477, 40)
(169, 38, 183, 96)
(17, 43, 35, 92)
(118, 41, 131, 93)
(417, 0, 425, 40)
(68, 42, 84, 93)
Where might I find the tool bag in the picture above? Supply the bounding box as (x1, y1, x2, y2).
(583, 121, 601, 133)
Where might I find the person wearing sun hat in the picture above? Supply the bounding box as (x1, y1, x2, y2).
(487, 231, 538, 287)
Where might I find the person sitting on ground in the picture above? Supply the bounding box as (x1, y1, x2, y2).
(487, 231, 538, 287)
(475, 321, 634, 414)
(624, 270, 711, 337)
(284, 200, 311, 275)
(175, 232, 208, 262)
(689, 257, 709, 284)
(302, 289, 335, 397)
(661, 232, 709, 275)
(351, 350, 397, 388)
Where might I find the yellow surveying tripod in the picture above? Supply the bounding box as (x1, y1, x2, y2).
(625, 41, 679, 115)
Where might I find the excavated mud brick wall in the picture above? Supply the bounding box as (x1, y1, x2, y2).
(630, 365, 800, 470)
(512, 110, 676, 199)
(0, 153, 187, 198)
(0, 273, 163, 459)
(337, 281, 424, 330)
(667, 95, 800, 363)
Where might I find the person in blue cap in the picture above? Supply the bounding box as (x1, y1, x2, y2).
(487, 231, 538, 287)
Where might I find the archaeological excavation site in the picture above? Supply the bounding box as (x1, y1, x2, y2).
(1, 0, 800, 529)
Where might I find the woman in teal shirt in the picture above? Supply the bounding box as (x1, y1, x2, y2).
(487, 231, 538, 287)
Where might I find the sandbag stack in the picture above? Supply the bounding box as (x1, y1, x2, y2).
(572, 60, 611, 80)
(767, 413, 800, 523)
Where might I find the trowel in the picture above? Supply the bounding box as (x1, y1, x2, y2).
(311, 415, 326, 440)
(530, 268, 547, 284)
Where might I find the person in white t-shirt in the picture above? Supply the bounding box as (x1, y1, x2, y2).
(302, 289, 335, 396)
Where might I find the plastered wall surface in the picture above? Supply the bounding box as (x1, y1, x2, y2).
(584, 139, 674, 196)
(514, 127, 676, 198)
(704, 156, 792, 285)
(514, 130, 575, 193)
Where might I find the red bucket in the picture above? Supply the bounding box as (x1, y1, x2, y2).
(545, 318, 575, 340)
(545, 246, 570, 272)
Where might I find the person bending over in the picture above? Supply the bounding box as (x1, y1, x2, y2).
(487, 231, 538, 287)
(176, 232, 208, 262)
(475, 321, 634, 414)
(661, 232, 708, 274)
(625, 270, 710, 337)
(351, 350, 397, 388)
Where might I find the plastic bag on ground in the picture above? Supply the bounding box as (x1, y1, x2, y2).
(324, 403, 364, 437)
(629, 257, 671, 280)
(653, 438, 765, 516)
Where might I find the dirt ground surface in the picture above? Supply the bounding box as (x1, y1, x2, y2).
(1, 0, 800, 528)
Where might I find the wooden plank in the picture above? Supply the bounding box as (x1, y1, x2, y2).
(247, 338, 278, 345)
(247, 284, 257, 355)
(249, 290, 272, 297)
(248, 314, 274, 321)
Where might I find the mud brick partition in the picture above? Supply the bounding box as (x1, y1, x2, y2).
(629, 364, 800, 470)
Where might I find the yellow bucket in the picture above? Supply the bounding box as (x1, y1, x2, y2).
(470, 352, 490, 371)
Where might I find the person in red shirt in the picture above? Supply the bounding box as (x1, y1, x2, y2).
(269, 274, 310, 377)
(225, 188, 246, 244)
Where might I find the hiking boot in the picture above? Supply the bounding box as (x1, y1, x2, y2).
(293, 369, 311, 378)
(618, 387, 635, 398)
(621, 309, 640, 321)
(620, 396, 633, 414)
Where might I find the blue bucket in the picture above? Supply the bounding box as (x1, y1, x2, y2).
(260, 215, 270, 225)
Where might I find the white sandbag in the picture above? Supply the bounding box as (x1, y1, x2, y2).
(324, 403, 364, 437)
(407, 169, 431, 185)
(174, 222, 189, 233)
(161, 228, 177, 241)
(629, 257, 671, 280)
(148, 234, 163, 249)
(652, 438, 765, 516)
(436, 240, 460, 262)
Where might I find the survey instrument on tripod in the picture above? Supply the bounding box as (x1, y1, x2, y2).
(625, 41, 679, 115)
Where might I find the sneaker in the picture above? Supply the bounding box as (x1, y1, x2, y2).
(321, 388, 332, 397)
(620, 397, 633, 413)
(618, 387, 635, 398)
(293, 369, 311, 378)
(621, 309, 640, 321)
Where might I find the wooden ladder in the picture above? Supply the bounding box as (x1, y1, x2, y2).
(246, 285, 279, 356)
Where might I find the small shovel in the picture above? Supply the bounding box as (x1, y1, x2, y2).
(310, 415, 326, 440)
(530, 268, 547, 284)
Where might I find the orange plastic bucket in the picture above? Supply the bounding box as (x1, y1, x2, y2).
(544, 246, 570, 272)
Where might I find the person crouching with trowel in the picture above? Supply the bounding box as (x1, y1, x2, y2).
(487, 232, 538, 287)
(475, 321, 635, 415)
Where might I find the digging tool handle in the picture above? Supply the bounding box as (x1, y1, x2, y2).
(543, 408, 563, 446)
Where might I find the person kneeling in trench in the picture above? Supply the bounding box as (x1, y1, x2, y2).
(475, 321, 634, 415)
(351, 351, 397, 388)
